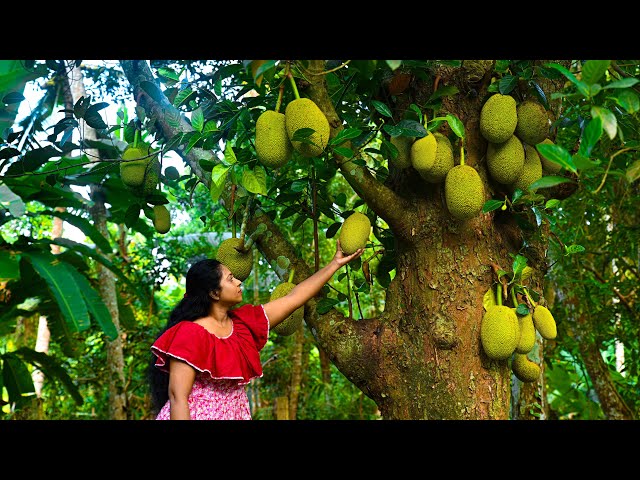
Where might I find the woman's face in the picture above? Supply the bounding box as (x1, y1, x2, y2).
(216, 265, 243, 304)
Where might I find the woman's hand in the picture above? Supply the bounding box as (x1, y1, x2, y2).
(333, 239, 364, 268)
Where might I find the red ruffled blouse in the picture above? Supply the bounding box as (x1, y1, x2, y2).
(151, 304, 270, 385)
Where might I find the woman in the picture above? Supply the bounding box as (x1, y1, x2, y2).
(148, 239, 363, 420)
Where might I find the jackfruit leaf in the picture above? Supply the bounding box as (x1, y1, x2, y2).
(545, 199, 561, 209)
(589, 84, 602, 97)
(603, 78, 639, 90)
(536, 143, 576, 173)
(140, 80, 165, 104)
(191, 107, 204, 133)
(482, 199, 504, 213)
(581, 60, 610, 85)
(497, 269, 508, 280)
(164, 166, 180, 180)
(531, 82, 549, 109)
(564, 244, 585, 255)
(408, 104, 422, 122)
(329, 128, 362, 146)
(0, 147, 19, 160)
(202, 121, 218, 135)
(511, 254, 528, 280)
(291, 128, 315, 141)
(165, 108, 183, 130)
(0, 250, 20, 281)
(591, 106, 617, 140)
(371, 100, 392, 118)
(198, 159, 215, 172)
(84, 102, 109, 130)
(335, 192, 347, 207)
(609, 89, 640, 114)
(445, 114, 465, 138)
(626, 160, 640, 183)
(325, 222, 341, 238)
(223, 143, 237, 165)
(0, 182, 26, 217)
(429, 85, 459, 102)
(2, 91, 24, 104)
(529, 175, 575, 191)
(184, 131, 202, 154)
(333, 147, 353, 158)
(44, 210, 112, 254)
(209, 166, 229, 203)
(579, 116, 602, 157)
(25, 251, 91, 332)
(498, 75, 518, 94)
(483, 287, 496, 311)
(545, 62, 590, 97)
(316, 297, 339, 314)
(511, 189, 524, 204)
(73, 95, 91, 118)
(385, 60, 402, 71)
(292, 214, 307, 232)
(124, 203, 141, 229)
(146, 194, 169, 206)
(516, 304, 530, 316)
(2, 355, 35, 403)
(521, 266, 534, 281)
(241, 166, 267, 196)
(384, 120, 427, 138)
(572, 153, 600, 171)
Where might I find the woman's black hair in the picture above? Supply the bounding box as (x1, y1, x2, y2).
(147, 258, 224, 415)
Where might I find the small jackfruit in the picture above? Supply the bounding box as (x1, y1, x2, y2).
(255, 110, 293, 169)
(444, 164, 484, 221)
(270, 281, 304, 336)
(514, 310, 536, 354)
(512, 353, 541, 383)
(511, 144, 543, 193)
(462, 60, 493, 83)
(153, 204, 171, 234)
(532, 305, 557, 340)
(539, 138, 562, 174)
(421, 132, 454, 183)
(120, 144, 153, 188)
(480, 305, 520, 360)
(480, 93, 518, 144)
(339, 211, 371, 255)
(284, 98, 330, 158)
(389, 135, 413, 169)
(410, 132, 437, 174)
(486, 135, 525, 185)
(215, 237, 253, 281)
(515, 100, 548, 145)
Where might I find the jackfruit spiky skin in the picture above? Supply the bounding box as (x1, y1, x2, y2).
(270, 282, 304, 336)
(462, 60, 493, 83)
(255, 110, 293, 169)
(514, 310, 536, 354)
(284, 98, 330, 158)
(152, 204, 171, 234)
(120, 144, 153, 187)
(511, 144, 543, 193)
(389, 136, 413, 169)
(512, 353, 541, 383)
(539, 138, 562, 174)
(215, 238, 253, 281)
(486, 135, 525, 184)
(532, 305, 557, 340)
(515, 100, 548, 145)
(339, 211, 371, 255)
(421, 132, 455, 183)
(480, 93, 518, 144)
(480, 305, 520, 360)
(444, 164, 484, 220)
(410, 132, 437, 174)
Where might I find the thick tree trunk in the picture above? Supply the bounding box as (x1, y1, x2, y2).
(288, 326, 304, 420)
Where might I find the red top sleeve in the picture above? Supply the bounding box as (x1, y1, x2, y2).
(150, 304, 270, 385)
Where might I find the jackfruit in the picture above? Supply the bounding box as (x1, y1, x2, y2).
(515, 100, 548, 145)
(120, 144, 155, 188)
(339, 211, 371, 255)
(269, 281, 304, 336)
(512, 353, 541, 383)
(511, 144, 543, 193)
(153, 204, 171, 234)
(421, 132, 454, 183)
(532, 305, 557, 340)
(462, 60, 493, 83)
(486, 135, 525, 185)
(389, 135, 413, 169)
(539, 138, 562, 174)
(480, 93, 518, 143)
(215, 237, 253, 281)
(255, 110, 293, 169)
(444, 164, 484, 221)
(480, 305, 520, 360)
(284, 98, 330, 157)
(410, 132, 437, 175)
(514, 310, 536, 354)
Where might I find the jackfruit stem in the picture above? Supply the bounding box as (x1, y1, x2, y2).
(510, 287, 519, 309)
(288, 269, 295, 283)
(523, 287, 538, 308)
(288, 72, 300, 100)
(459, 142, 465, 166)
(496, 283, 503, 306)
(133, 129, 140, 149)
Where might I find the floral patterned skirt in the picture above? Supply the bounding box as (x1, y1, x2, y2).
(156, 376, 252, 420)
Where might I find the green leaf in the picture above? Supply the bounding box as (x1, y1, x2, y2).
(371, 100, 393, 118)
(2, 355, 35, 403)
(326, 222, 341, 238)
(25, 251, 91, 332)
(602, 78, 639, 89)
(581, 60, 610, 85)
(241, 165, 268, 196)
(482, 199, 504, 213)
(626, 160, 640, 184)
(316, 297, 339, 314)
(66, 268, 118, 340)
(591, 106, 617, 140)
(385, 60, 402, 71)
(511, 254, 528, 280)
(0, 250, 20, 281)
(124, 203, 141, 229)
(210, 164, 230, 202)
(529, 175, 575, 190)
(45, 210, 112, 254)
(536, 143, 577, 173)
(191, 107, 204, 133)
(572, 153, 600, 171)
(498, 75, 518, 94)
(545, 62, 590, 97)
(579, 116, 602, 157)
(292, 214, 307, 232)
(140, 80, 165, 104)
(609, 89, 640, 114)
(429, 85, 459, 101)
(2, 91, 25, 104)
(545, 199, 561, 209)
(165, 108, 183, 129)
(0, 182, 26, 217)
(184, 131, 202, 154)
(333, 147, 354, 158)
(516, 304, 530, 316)
(291, 127, 315, 142)
(565, 244, 585, 255)
(329, 128, 362, 146)
(388, 119, 427, 138)
(445, 114, 465, 138)
(223, 143, 237, 165)
(84, 102, 109, 130)
(0, 147, 20, 160)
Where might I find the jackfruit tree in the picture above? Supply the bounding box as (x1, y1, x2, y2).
(2, 59, 638, 421)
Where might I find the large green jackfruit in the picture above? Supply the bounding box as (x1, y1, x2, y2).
(539, 138, 562, 174)
(514, 310, 536, 354)
(444, 164, 484, 220)
(284, 98, 330, 158)
(421, 132, 454, 183)
(215, 237, 253, 281)
(512, 353, 541, 383)
(532, 305, 557, 340)
(270, 281, 304, 336)
(480, 93, 518, 143)
(339, 211, 371, 255)
(389, 135, 413, 169)
(255, 110, 293, 169)
(511, 144, 543, 193)
(486, 135, 525, 184)
(480, 305, 520, 360)
(152, 204, 171, 234)
(410, 132, 437, 174)
(120, 143, 156, 188)
(515, 100, 548, 145)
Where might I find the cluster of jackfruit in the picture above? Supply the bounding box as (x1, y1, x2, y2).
(215, 237, 254, 281)
(480, 93, 561, 193)
(119, 142, 161, 197)
(338, 211, 371, 255)
(255, 97, 330, 168)
(480, 302, 558, 383)
(269, 281, 304, 336)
